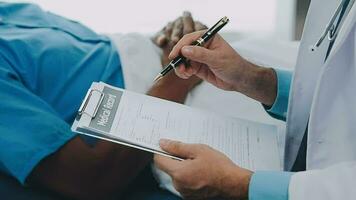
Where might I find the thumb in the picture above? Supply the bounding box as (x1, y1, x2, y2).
(181, 46, 216, 66)
(159, 139, 196, 159)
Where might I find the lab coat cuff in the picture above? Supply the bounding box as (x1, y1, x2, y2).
(263, 68, 292, 121)
(249, 171, 294, 200)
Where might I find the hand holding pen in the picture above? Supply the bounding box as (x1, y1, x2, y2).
(154, 17, 230, 82)
(166, 18, 262, 96)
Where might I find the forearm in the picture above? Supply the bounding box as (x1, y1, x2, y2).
(235, 61, 277, 107)
(29, 137, 151, 200)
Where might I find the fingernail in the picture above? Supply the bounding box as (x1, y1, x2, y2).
(182, 46, 193, 55)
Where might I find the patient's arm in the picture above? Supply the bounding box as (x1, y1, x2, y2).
(28, 13, 204, 200)
(29, 136, 151, 199)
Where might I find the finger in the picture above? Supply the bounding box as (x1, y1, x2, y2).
(159, 139, 196, 159)
(171, 17, 183, 43)
(154, 155, 181, 174)
(164, 21, 174, 40)
(174, 65, 189, 79)
(156, 33, 167, 47)
(185, 62, 200, 75)
(183, 61, 212, 82)
(193, 64, 221, 86)
(180, 46, 216, 66)
(194, 21, 208, 31)
(179, 62, 201, 77)
(168, 31, 206, 59)
(174, 65, 190, 79)
(182, 11, 194, 35)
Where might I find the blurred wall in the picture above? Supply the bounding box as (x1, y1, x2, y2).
(7, 0, 310, 41)
(276, 0, 311, 41)
(17, 0, 277, 35)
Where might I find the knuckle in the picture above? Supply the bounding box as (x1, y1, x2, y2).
(175, 17, 183, 25)
(170, 141, 182, 151)
(183, 11, 192, 16)
(177, 22, 183, 29)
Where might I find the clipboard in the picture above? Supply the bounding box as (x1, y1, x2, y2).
(72, 82, 183, 161)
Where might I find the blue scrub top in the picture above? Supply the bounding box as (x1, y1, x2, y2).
(0, 2, 124, 184)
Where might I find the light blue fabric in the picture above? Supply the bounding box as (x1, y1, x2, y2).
(0, 2, 124, 184)
(249, 171, 294, 200)
(252, 69, 294, 199)
(265, 69, 293, 121)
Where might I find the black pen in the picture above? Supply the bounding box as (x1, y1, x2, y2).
(154, 16, 229, 82)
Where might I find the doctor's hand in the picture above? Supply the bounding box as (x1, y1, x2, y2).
(169, 30, 251, 91)
(154, 139, 253, 200)
(169, 31, 278, 106)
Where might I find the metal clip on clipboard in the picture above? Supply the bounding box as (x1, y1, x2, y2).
(78, 88, 105, 119)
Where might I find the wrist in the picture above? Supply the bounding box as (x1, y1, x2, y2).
(220, 165, 253, 200)
(255, 68, 277, 106)
(233, 60, 277, 106)
(147, 73, 193, 104)
(158, 73, 193, 90)
(232, 58, 261, 93)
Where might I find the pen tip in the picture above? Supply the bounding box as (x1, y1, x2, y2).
(154, 74, 163, 82)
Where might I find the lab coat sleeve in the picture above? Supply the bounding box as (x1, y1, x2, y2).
(0, 56, 76, 185)
(263, 68, 293, 121)
(249, 171, 294, 200)
(289, 162, 356, 200)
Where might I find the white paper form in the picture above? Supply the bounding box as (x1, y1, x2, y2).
(73, 82, 281, 171)
(107, 86, 281, 171)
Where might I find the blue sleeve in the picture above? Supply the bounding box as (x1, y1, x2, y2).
(264, 69, 293, 121)
(0, 3, 125, 185)
(0, 57, 76, 185)
(249, 171, 294, 200)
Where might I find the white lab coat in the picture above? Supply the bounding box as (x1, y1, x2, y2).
(286, 0, 356, 199)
